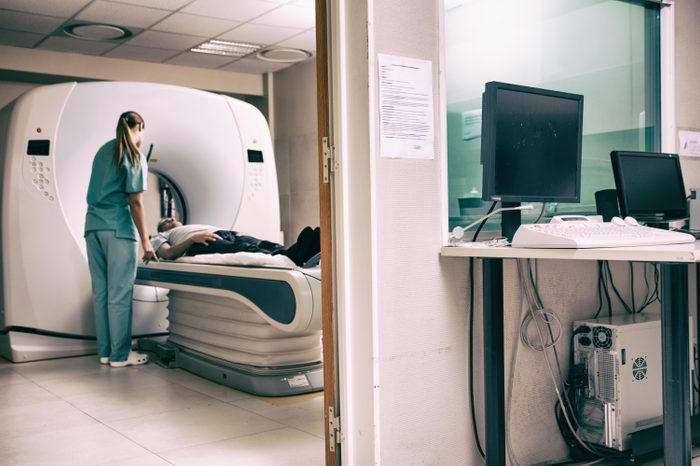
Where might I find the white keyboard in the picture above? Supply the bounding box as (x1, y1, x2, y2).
(512, 216, 696, 249)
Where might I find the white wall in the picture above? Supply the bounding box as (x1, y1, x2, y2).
(338, 0, 473, 464)
(338, 1, 699, 465)
(273, 59, 320, 243)
(675, 0, 700, 189)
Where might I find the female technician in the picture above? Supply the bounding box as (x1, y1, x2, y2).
(84, 111, 157, 368)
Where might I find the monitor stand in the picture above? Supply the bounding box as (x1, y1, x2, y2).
(501, 201, 522, 242)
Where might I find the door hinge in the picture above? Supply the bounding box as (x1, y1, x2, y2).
(328, 406, 341, 452)
(322, 136, 336, 184)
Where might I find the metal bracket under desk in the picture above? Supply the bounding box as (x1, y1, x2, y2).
(477, 257, 692, 466)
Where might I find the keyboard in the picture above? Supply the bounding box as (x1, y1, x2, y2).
(512, 217, 696, 249)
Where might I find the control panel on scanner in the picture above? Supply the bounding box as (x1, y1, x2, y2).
(511, 215, 695, 249)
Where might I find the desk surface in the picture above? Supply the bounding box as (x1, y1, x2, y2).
(441, 241, 700, 263)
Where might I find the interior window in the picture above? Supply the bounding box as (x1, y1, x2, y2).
(444, 0, 661, 233)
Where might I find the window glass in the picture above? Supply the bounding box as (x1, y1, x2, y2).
(445, 0, 660, 232)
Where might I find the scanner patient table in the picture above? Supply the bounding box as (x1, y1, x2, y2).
(136, 254, 323, 396)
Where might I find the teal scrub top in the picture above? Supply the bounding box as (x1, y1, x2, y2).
(84, 139, 148, 241)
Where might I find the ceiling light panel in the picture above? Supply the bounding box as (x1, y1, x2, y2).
(191, 39, 263, 57)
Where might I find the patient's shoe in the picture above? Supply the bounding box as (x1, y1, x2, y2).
(284, 227, 315, 266)
(109, 351, 148, 368)
(99, 356, 109, 365)
(300, 227, 321, 265)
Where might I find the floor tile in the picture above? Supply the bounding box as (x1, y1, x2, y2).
(33, 365, 173, 398)
(0, 355, 325, 465)
(0, 398, 98, 440)
(231, 392, 324, 438)
(107, 401, 285, 453)
(158, 427, 324, 466)
(63, 380, 221, 422)
(97, 453, 173, 466)
(11, 355, 105, 382)
(0, 367, 31, 386)
(0, 423, 153, 466)
(0, 381, 59, 408)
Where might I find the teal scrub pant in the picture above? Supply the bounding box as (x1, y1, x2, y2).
(85, 230, 138, 362)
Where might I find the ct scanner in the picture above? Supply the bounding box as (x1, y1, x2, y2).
(0, 81, 322, 396)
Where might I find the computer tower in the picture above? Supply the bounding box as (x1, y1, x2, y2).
(573, 314, 693, 451)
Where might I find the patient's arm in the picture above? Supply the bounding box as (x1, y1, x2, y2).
(155, 231, 222, 260)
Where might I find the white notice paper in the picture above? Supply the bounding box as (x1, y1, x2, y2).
(679, 130, 700, 157)
(378, 54, 434, 159)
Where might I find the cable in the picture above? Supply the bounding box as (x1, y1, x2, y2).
(0, 326, 168, 340)
(602, 262, 633, 314)
(467, 257, 486, 460)
(534, 202, 548, 224)
(449, 203, 533, 243)
(515, 259, 626, 460)
(472, 202, 497, 243)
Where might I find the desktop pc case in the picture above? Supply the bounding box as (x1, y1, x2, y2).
(573, 314, 693, 451)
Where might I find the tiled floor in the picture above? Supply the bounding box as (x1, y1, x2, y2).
(0, 354, 325, 466)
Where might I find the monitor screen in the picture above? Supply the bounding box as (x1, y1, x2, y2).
(610, 150, 687, 223)
(480, 82, 584, 203)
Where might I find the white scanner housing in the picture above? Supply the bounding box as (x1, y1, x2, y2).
(0, 81, 281, 361)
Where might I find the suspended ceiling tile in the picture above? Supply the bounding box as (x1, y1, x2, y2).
(76, 0, 171, 29)
(0, 9, 65, 34)
(164, 50, 236, 69)
(218, 23, 303, 46)
(151, 12, 240, 37)
(107, 0, 192, 10)
(277, 29, 316, 52)
(182, 0, 280, 22)
(253, 4, 315, 29)
(104, 44, 180, 62)
(0, 28, 44, 48)
(0, 0, 92, 18)
(37, 36, 118, 55)
(126, 30, 207, 50)
(220, 56, 291, 74)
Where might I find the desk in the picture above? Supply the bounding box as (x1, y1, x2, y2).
(441, 242, 698, 466)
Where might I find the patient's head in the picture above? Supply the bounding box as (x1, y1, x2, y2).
(157, 217, 182, 232)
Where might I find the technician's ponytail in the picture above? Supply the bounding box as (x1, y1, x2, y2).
(114, 111, 145, 174)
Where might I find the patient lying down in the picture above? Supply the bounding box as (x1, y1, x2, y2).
(151, 218, 320, 267)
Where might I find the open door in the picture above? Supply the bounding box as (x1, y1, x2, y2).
(315, 1, 340, 465)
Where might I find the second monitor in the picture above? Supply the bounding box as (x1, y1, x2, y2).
(610, 150, 688, 228)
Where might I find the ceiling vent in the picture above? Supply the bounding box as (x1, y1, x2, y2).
(257, 47, 312, 63)
(63, 23, 132, 41)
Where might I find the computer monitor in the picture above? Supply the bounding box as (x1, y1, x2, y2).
(480, 81, 584, 238)
(610, 150, 688, 225)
